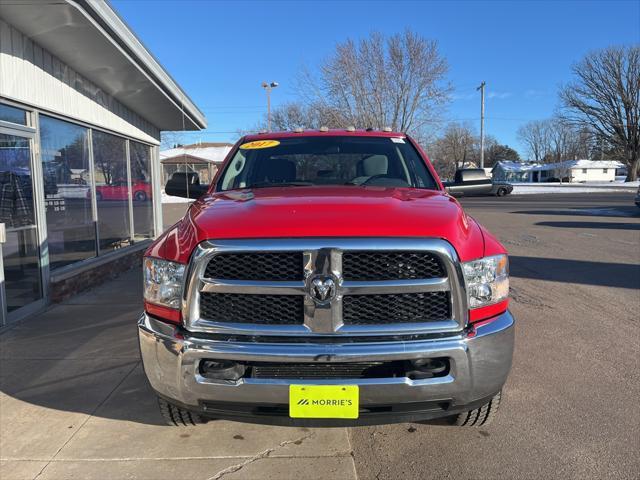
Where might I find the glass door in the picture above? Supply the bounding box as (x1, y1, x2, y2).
(0, 129, 44, 325)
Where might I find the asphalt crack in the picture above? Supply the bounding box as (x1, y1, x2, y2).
(206, 432, 315, 480)
(510, 286, 554, 309)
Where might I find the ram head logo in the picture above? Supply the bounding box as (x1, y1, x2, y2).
(310, 277, 336, 303)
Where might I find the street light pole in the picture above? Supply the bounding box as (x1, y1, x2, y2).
(477, 81, 486, 168)
(261, 81, 279, 131)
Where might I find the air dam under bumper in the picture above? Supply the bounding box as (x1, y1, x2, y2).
(138, 311, 515, 426)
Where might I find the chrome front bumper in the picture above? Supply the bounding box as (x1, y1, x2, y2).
(138, 312, 514, 424)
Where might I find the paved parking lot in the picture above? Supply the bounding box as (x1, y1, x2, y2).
(1, 192, 638, 479)
(351, 192, 640, 480)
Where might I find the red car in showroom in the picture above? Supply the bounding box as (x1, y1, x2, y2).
(139, 130, 514, 428)
(93, 179, 151, 201)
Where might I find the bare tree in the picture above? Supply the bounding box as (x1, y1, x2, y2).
(547, 118, 580, 162)
(298, 30, 451, 139)
(517, 120, 552, 162)
(518, 117, 593, 164)
(428, 122, 479, 178)
(560, 46, 640, 181)
(160, 131, 186, 150)
(270, 102, 346, 131)
(240, 101, 346, 136)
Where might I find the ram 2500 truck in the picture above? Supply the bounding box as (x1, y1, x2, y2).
(139, 130, 514, 427)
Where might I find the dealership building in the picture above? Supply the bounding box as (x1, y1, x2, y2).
(0, 0, 206, 325)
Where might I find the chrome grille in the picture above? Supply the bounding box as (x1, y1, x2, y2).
(342, 251, 445, 280)
(185, 239, 466, 336)
(250, 361, 405, 379)
(204, 252, 303, 281)
(199, 293, 303, 325)
(343, 292, 450, 324)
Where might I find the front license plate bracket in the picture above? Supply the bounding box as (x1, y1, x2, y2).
(289, 385, 359, 419)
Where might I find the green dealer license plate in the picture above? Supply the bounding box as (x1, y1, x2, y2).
(289, 385, 359, 419)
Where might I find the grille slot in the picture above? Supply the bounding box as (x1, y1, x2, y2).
(342, 251, 446, 281)
(199, 293, 303, 324)
(250, 361, 406, 379)
(343, 292, 450, 324)
(204, 252, 303, 281)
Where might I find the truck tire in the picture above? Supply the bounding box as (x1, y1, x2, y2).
(158, 397, 208, 426)
(496, 188, 507, 197)
(450, 391, 501, 427)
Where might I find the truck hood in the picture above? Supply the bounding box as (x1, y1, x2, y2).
(149, 186, 486, 263)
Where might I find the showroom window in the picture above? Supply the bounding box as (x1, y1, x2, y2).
(129, 140, 154, 240)
(37, 114, 156, 270)
(0, 103, 27, 126)
(92, 130, 132, 252)
(39, 115, 96, 269)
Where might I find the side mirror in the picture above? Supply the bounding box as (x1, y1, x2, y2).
(165, 172, 209, 199)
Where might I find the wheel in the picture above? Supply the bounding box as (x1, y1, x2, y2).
(157, 397, 208, 426)
(134, 190, 147, 202)
(449, 391, 502, 427)
(496, 188, 507, 197)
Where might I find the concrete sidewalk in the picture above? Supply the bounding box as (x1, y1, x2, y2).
(0, 269, 356, 480)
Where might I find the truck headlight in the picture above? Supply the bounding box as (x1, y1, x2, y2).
(143, 257, 185, 309)
(462, 254, 509, 308)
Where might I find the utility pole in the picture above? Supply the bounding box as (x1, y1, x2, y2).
(261, 81, 279, 131)
(477, 81, 486, 168)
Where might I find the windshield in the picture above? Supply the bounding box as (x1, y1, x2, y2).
(216, 136, 438, 191)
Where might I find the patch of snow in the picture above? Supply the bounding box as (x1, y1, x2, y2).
(512, 183, 637, 194)
(511, 181, 638, 187)
(161, 190, 194, 204)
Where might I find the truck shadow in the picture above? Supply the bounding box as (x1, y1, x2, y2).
(535, 221, 640, 231)
(511, 206, 640, 218)
(509, 256, 640, 289)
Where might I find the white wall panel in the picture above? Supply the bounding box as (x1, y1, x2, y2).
(0, 19, 160, 144)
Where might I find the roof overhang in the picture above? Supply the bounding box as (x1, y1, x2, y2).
(161, 154, 217, 165)
(0, 0, 206, 131)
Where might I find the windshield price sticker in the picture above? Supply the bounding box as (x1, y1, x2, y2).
(390, 137, 405, 143)
(239, 140, 281, 150)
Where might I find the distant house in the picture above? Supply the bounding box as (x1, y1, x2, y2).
(492, 160, 624, 183)
(160, 142, 233, 185)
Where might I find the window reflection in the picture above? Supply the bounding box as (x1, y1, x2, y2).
(162, 162, 216, 186)
(93, 130, 131, 252)
(40, 115, 96, 269)
(3, 229, 42, 312)
(0, 103, 27, 126)
(130, 141, 154, 240)
(0, 134, 34, 227)
(0, 133, 42, 311)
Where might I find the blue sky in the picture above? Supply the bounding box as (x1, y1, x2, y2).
(112, 0, 640, 157)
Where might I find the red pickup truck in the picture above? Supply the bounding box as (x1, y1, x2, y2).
(139, 130, 514, 427)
